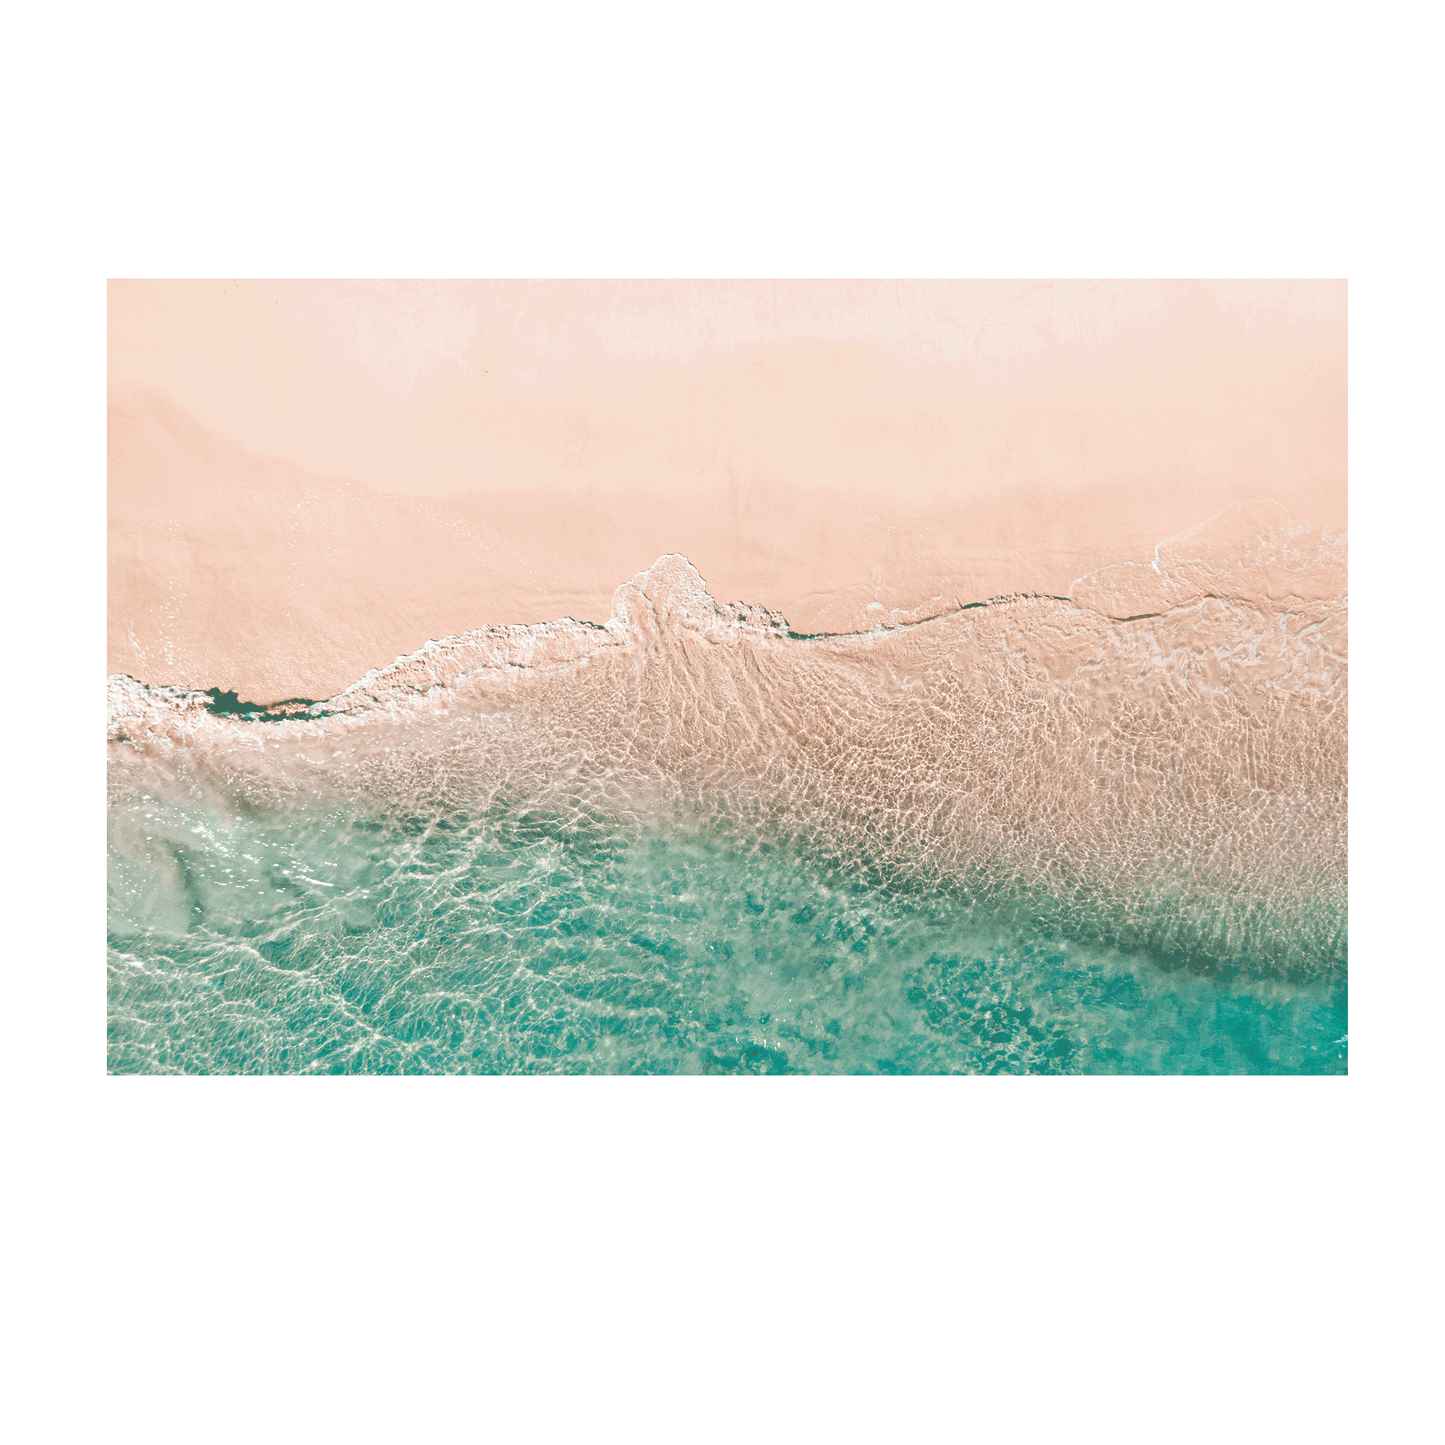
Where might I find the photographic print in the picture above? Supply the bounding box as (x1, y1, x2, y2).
(107, 279, 1347, 1074)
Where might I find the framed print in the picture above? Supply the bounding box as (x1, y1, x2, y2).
(50, 228, 1392, 1127)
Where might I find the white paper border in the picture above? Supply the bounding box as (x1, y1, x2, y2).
(53, 228, 1387, 1127)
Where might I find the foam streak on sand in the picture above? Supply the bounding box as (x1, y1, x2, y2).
(107, 503, 1347, 1073)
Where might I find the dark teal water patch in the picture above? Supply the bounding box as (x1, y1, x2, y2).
(107, 790, 1346, 1075)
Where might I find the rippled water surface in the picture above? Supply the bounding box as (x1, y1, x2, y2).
(108, 782, 1346, 1075)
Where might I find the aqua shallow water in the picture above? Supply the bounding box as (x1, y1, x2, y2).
(108, 786, 1346, 1076)
(108, 532, 1347, 1075)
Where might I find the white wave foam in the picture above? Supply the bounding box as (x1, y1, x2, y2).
(108, 503, 1346, 747)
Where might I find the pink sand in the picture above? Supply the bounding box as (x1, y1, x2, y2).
(108, 280, 1345, 703)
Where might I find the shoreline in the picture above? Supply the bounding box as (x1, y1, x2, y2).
(108, 499, 1347, 744)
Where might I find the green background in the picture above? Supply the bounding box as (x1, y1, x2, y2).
(14, 2, 1433, 1433)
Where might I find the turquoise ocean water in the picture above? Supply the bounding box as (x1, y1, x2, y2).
(107, 771, 1346, 1076)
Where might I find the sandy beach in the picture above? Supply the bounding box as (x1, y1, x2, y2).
(109, 280, 1345, 703)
